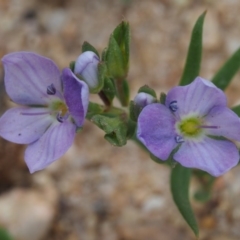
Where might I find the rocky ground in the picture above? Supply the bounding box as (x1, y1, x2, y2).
(0, 0, 240, 239)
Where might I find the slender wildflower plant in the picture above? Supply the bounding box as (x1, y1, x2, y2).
(1, 13, 240, 237)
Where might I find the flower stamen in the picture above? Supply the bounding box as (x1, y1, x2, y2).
(46, 84, 64, 100)
(169, 100, 178, 112)
(175, 135, 184, 143)
(56, 112, 69, 123)
(47, 84, 56, 95)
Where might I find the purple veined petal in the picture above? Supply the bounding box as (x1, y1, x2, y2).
(62, 68, 89, 127)
(137, 103, 178, 160)
(165, 77, 227, 117)
(0, 107, 54, 144)
(25, 119, 76, 173)
(2, 52, 62, 105)
(173, 137, 239, 177)
(204, 106, 240, 141)
(74, 51, 100, 89)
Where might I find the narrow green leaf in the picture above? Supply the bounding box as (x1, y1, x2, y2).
(232, 105, 240, 116)
(179, 11, 206, 86)
(0, 228, 13, 240)
(106, 35, 125, 79)
(212, 47, 240, 90)
(113, 21, 130, 74)
(171, 164, 199, 237)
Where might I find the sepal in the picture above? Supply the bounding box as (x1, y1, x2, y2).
(160, 92, 166, 104)
(95, 62, 106, 93)
(126, 119, 136, 139)
(150, 153, 164, 164)
(129, 100, 140, 122)
(138, 85, 157, 98)
(86, 102, 105, 119)
(69, 61, 75, 72)
(100, 77, 116, 105)
(91, 114, 127, 146)
(82, 41, 100, 58)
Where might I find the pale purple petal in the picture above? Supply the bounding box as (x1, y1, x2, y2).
(62, 68, 89, 127)
(134, 92, 156, 108)
(137, 103, 178, 160)
(174, 137, 239, 177)
(25, 120, 76, 173)
(204, 106, 240, 141)
(74, 51, 100, 89)
(0, 107, 54, 144)
(2, 52, 62, 105)
(165, 77, 227, 117)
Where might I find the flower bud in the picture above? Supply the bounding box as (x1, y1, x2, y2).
(134, 92, 156, 108)
(74, 51, 100, 90)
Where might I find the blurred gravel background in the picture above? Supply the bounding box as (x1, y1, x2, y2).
(0, 0, 240, 240)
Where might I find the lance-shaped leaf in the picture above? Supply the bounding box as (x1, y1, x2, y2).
(171, 164, 199, 237)
(171, 12, 206, 236)
(212, 47, 240, 90)
(112, 21, 130, 74)
(106, 35, 125, 79)
(179, 11, 206, 86)
(0, 228, 13, 240)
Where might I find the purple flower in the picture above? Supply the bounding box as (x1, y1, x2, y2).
(137, 77, 240, 177)
(134, 92, 156, 108)
(0, 52, 89, 173)
(74, 51, 100, 91)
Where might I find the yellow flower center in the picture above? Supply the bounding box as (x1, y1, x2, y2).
(50, 100, 68, 117)
(178, 117, 202, 137)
